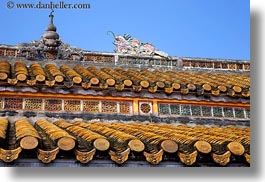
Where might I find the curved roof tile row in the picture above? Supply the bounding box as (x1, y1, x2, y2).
(0, 118, 250, 166)
(0, 61, 250, 98)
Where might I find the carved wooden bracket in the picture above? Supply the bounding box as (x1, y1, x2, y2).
(45, 80, 55, 87)
(177, 150, 197, 166)
(75, 148, 96, 164)
(132, 85, 142, 92)
(64, 81, 74, 88)
(99, 83, 108, 89)
(144, 149, 164, 165)
(37, 147, 59, 163)
(211, 89, 220, 96)
(148, 86, 158, 93)
(82, 82, 91, 89)
(109, 148, 130, 164)
(244, 153, 250, 164)
(26, 79, 36, 86)
(242, 89, 250, 97)
(164, 87, 173, 94)
(115, 84, 125, 91)
(0, 147, 22, 163)
(7, 78, 18, 85)
(180, 87, 189, 95)
(212, 151, 231, 166)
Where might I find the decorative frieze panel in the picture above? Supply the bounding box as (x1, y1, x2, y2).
(116, 56, 250, 70)
(190, 61, 197, 68)
(101, 101, 117, 113)
(159, 103, 250, 119)
(0, 98, 3, 109)
(190, 105, 201, 116)
(214, 62, 221, 69)
(228, 63, 236, 70)
(0, 49, 5, 56)
(159, 104, 170, 115)
(234, 108, 245, 118)
(201, 106, 212, 117)
(181, 59, 249, 71)
(223, 107, 234, 118)
(4, 98, 23, 110)
(183, 60, 191, 67)
(83, 101, 100, 113)
(0, 96, 248, 119)
(64, 100, 81, 112)
(139, 102, 152, 114)
(244, 64, 250, 70)
(83, 55, 114, 63)
(6, 49, 16, 57)
(119, 102, 132, 114)
(222, 63, 228, 69)
(245, 108, 250, 118)
(45, 99, 62, 111)
(24, 98, 43, 111)
(45, 52, 57, 60)
(180, 105, 191, 116)
(170, 104, 180, 115)
(237, 64, 243, 70)
(205, 62, 214, 68)
(212, 107, 223, 117)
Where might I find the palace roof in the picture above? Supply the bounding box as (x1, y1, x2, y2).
(0, 12, 250, 167)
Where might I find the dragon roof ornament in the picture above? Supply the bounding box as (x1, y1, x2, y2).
(108, 31, 169, 58)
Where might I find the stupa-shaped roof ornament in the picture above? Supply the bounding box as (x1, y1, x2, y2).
(7, 11, 85, 61)
(40, 10, 61, 50)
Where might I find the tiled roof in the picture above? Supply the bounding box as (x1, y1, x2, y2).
(0, 60, 250, 98)
(0, 118, 250, 166)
